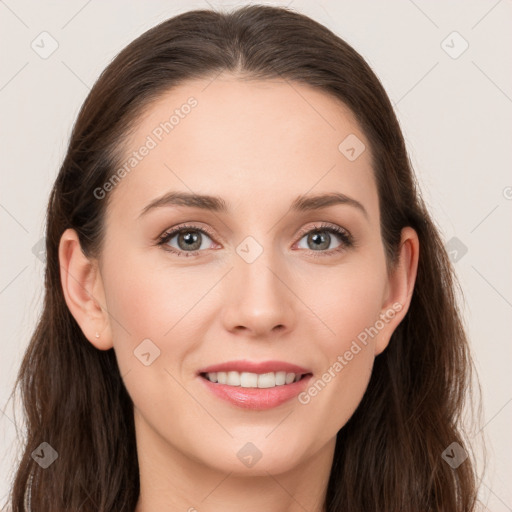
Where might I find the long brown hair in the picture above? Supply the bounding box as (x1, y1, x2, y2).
(4, 5, 481, 510)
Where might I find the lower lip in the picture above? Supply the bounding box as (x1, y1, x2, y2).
(198, 374, 313, 410)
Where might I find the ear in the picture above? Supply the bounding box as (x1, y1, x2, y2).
(374, 226, 419, 356)
(58, 228, 113, 350)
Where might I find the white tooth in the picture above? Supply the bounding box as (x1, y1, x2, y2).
(275, 371, 286, 386)
(240, 372, 258, 388)
(285, 372, 295, 384)
(208, 370, 300, 387)
(258, 372, 276, 388)
(226, 371, 241, 386)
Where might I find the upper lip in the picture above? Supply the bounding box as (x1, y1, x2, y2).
(198, 360, 312, 376)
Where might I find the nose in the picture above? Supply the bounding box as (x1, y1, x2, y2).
(220, 250, 296, 339)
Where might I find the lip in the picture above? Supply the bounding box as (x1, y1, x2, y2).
(199, 373, 313, 410)
(197, 359, 311, 375)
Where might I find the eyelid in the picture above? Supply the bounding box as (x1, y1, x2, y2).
(294, 222, 351, 242)
(157, 221, 354, 257)
(157, 223, 219, 250)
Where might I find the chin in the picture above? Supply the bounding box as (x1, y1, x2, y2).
(199, 438, 309, 476)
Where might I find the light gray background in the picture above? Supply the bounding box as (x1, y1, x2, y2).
(1, 1, 511, 510)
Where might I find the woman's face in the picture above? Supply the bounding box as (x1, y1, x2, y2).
(68, 75, 416, 476)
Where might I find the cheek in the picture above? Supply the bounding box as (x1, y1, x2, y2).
(294, 260, 386, 429)
(102, 240, 388, 450)
(101, 254, 207, 433)
(101, 250, 212, 381)
(103, 248, 210, 336)
(299, 345, 375, 444)
(301, 259, 387, 345)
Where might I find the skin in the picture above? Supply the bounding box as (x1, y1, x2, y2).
(59, 74, 419, 512)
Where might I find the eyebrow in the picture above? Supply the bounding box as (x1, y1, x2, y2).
(138, 191, 368, 219)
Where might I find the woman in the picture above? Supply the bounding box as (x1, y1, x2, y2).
(5, 4, 480, 511)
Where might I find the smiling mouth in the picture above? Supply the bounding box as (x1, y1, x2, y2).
(199, 371, 313, 388)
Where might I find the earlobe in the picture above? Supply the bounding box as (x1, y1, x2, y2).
(58, 228, 113, 350)
(374, 226, 420, 355)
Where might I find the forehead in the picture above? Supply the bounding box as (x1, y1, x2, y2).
(107, 75, 378, 223)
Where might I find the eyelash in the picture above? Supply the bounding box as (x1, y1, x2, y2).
(156, 222, 354, 259)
